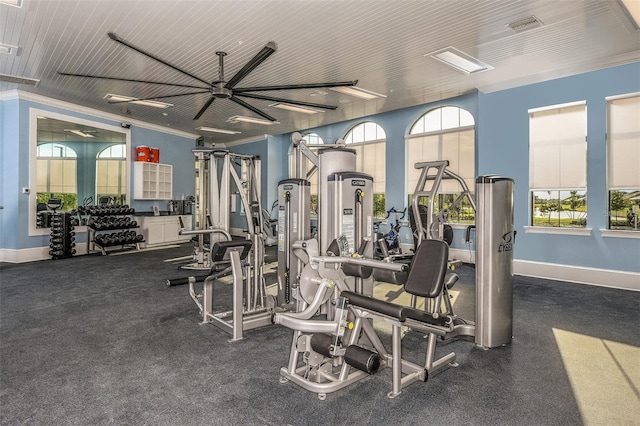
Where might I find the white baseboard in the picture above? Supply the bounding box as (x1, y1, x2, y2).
(450, 248, 476, 265)
(451, 248, 639, 291)
(229, 227, 246, 237)
(513, 260, 639, 292)
(4, 244, 637, 293)
(0, 243, 88, 263)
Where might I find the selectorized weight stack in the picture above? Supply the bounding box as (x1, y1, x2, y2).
(277, 178, 311, 308)
(317, 147, 356, 255)
(326, 171, 375, 295)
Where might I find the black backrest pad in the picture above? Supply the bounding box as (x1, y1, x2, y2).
(403, 239, 449, 298)
(210, 240, 253, 262)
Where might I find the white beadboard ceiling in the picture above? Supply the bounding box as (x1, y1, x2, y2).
(1, 0, 639, 143)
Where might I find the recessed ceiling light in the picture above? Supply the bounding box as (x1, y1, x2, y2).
(329, 86, 386, 100)
(0, 73, 39, 86)
(427, 47, 493, 74)
(0, 0, 22, 7)
(64, 129, 95, 138)
(227, 115, 279, 125)
(269, 103, 324, 114)
(104, 93, 173, 109)
(0, 43, 18, 55)
(309, 90, 328, 97)
(196, 126, 241, 135)
(619, 0, 640, 29)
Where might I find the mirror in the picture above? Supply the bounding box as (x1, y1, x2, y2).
(32, 111, 129, 230)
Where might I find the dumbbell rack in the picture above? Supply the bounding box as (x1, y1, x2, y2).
(79, 205, 145, 255)
(49, 212, 76, 259)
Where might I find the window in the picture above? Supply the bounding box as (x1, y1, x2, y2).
(96, 144, 127, 205)
(344, 122, 386, 218)
(407, 106, 475, 224)
(607, 93, 640, 231)
(302, 133, 323, 215)
(36, 143, 78, 212)
(529, 101, 587, 228)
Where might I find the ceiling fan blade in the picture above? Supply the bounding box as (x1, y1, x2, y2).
(107, 90, 211, 104)
(234, 80, 358, 92)
(57, 71, 209, 89)
(108, 32, 212, 87)
(235, 93, 337, 110)
(193, 96, 216, 120)
(225, 41, 277, 89)
(230, 96, 277, 122)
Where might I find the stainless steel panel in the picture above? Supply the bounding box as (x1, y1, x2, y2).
(475, 175, 514, 348)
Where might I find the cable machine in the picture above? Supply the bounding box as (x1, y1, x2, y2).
(181, 148, 272, 341)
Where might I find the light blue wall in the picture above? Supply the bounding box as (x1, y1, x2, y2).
(279, 64, 639, 273)
(0, 96, 195, 250)
(282, 93, 479, 210)
(3, 63, 639, 273)
(478, 62, 640, 272)
(128, 127, 195, 213)
(0, 99, 20, 249)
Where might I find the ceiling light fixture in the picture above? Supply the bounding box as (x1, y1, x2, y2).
(196, 126, 241, 135)
(0, 43, 18, 55)
(65, 129, 95, 138)
(0, 0, 22, 7)
(0, 73, 39, 86)
(226, 115, 279, 125)
(619, 0, 640, 29)
(329, 86, 386, 100)
(427, 47, 493, 74)
(269, 102, 324, 114)
(104, 93, 173, 109)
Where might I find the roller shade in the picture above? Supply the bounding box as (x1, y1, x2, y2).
(406, 129, 475, 193)
(608, 95, 640, 189)
(529, 103, 587, 190)
(352, 141, 385, 193)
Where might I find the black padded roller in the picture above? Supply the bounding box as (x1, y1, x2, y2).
(310, 333, 334, 358)
(345, 345, 380, 374)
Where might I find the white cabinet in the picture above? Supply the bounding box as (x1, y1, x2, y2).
(133, 162, 173, 200)
(136, 215, 192, 247)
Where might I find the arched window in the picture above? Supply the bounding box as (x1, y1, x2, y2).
(344, 122, 386, 218)
(96, 144, 127, 204)
(36, 143, 78, 211)
(301, 132, 324, 145)
(406, 106, 475, 223)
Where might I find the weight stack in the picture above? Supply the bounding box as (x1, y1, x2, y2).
(49, 212, 76, 259)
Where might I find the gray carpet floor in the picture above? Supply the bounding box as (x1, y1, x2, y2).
(1, 244, 638, 425)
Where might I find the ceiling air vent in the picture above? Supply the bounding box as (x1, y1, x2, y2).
(508, 16, 543, 33)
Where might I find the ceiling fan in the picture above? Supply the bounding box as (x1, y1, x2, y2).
(59, 32, 359, 123)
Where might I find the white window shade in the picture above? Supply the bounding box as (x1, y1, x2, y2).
(47, 159, 77, 193)
(96, 159, 126, 194)
(529, 104, 587, 190)
(353, 142, 385, 193)
(608, 95, 640, 189)
(407, 129, 474, 193)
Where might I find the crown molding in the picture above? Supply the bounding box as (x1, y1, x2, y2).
(1, 89, 199, 140)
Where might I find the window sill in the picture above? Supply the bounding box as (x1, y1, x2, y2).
(600, 229, 640, 239)
(523, 226, 592, 236)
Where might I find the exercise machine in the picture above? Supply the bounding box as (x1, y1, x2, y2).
(187, 239, 274, 341)
(178, 148, 273, 340)
(410, 160, 476, 248)
(275, 139, 516, 397)
(273, 238, 408, 400)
